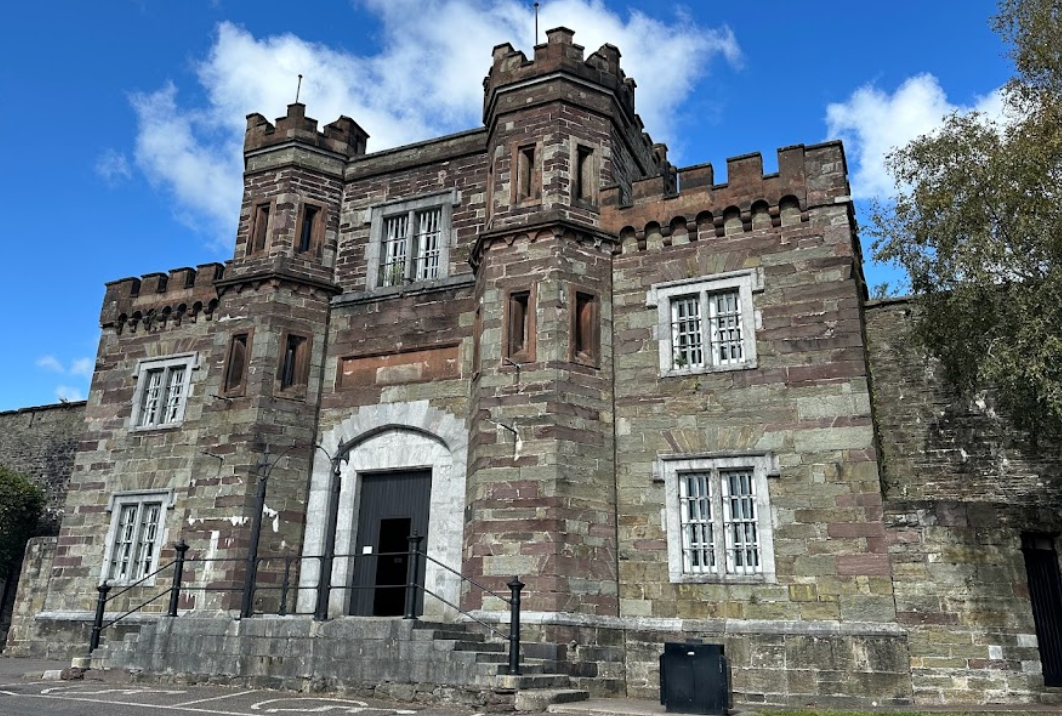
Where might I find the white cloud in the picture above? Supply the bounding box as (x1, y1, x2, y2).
(55, 386, 85, 403)
(70, 358, 95, 378)
(96, 148, 133, 184)
(36, 355, 64, 373)
(37, 355, 94, 377)
(131, 1, 739, 248)
(826, 74, 1005, 200)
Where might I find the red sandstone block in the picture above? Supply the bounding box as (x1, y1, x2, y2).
(836, 554, 891, 576)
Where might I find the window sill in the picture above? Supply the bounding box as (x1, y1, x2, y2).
(669, 573, 776, 585)
(662, 360, 757, 378)
(128, 422, 184, 433)
(335, 274, 474, 307)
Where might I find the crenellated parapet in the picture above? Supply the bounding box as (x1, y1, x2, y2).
(484, 27, 638, 127)
(100, 263, 226, 333)
(244, 103, 369, 158)
(602, 141, 851, 251)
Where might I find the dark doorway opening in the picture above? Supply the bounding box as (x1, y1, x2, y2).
(351, 470, 430, 617)
(1022, 533, 1062, 687)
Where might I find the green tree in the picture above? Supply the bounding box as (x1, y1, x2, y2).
(0, 467, 44, 575)
(870, 0, 1062, 437)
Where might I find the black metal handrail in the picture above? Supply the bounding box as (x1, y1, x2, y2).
(87, 537, 525, 674)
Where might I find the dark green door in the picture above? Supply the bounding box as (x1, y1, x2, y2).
(350, 470, 431, 616)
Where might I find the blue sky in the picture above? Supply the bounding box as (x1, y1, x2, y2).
(0, 0, 1010, 411)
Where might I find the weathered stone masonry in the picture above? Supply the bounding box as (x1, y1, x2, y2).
(5, 26, 1062, 709)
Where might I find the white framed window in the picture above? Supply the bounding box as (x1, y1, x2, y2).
(658, 453, 777, 583)
(365, 190, 459, 289)
(102, 490, 174, 585)
(130, 353, 197, 429)
(646, 269, 762, 376)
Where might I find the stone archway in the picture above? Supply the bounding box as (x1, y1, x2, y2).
(297, 401, 467, 619)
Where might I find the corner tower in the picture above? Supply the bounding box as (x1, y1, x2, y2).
(465, 28, 671, 617)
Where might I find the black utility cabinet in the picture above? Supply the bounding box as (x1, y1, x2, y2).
(659, 642, 730, 715)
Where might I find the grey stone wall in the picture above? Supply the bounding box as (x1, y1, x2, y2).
(0, 401, 85, 534)
(867, 299, 1062, 705)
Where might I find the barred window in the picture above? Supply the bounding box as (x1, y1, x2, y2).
(662, 454, 775, 583)
(648, 270, 760, 376)
(367, 191, 457, 290)
(103, 491, 173, 585)
(131, 354, 196, 429)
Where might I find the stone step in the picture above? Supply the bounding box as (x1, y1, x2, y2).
(453, 640, 505, 652)
(495, 662, 559, 676)
(496, 673, 572, 690)
(517, 688, 590, 712)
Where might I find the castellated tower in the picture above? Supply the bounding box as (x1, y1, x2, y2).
(465, 28, 673, 616)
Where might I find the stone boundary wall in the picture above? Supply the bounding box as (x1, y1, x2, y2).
(867, 299, 1062, 705)
(0, 401, 85, 534)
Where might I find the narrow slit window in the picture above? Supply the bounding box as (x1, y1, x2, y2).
(517, 145, 537, 201)
(251, 204, 270, 254)
(280, 334, 309, 391)
(507, 290, 532, 359)
(223, 333, 249, 394)
(298, 205, 319, 253)
(572, 291, 599, 365)
(576, 145, 594, 202)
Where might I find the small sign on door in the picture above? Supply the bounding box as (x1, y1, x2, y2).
(362, 546, 373, 555)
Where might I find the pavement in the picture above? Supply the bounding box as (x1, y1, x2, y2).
(4, 657, 1062, 715)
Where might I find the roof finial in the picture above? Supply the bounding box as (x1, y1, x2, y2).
(295, 74, 303, 104)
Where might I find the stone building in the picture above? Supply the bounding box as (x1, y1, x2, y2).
(5, 28, 1062, 708)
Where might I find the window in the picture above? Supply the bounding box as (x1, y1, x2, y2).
(516, 144, 538, 202)
(248, 202, 271, 255)
(571, 289, 600, 366)
(574, 145, 595, 203)
(380, 209, 442, 286)
(131, 354, 197, 429)
(365, 190, 458, 290)
(279, 333, 310, 392)
(103, 490, 173, 584)
(296, 203, 324, 254)
(646, 269, 761, 376)
(223, 332, 251, 396)
(659, 454, 776, 583)
(506, 289, 535, 362)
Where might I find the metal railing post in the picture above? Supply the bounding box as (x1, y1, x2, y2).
(168, 540, 188, 617)
(279, 556, 293, 616)
(88, 582, 111, 655)
(404, 532, 424, 620)
(507, 576, 524, 675)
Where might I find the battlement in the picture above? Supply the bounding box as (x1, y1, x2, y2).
(602, 141, 852, 245)
(244, 103, 369, 158)
(100, 263, 226, 331)
(484, 26, 638, 124)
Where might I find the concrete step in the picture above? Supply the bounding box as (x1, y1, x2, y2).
(518, 688, 591, 712)
(496, 673, 572, 690)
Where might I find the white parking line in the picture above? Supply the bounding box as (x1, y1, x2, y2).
(174, 690, 257, 706)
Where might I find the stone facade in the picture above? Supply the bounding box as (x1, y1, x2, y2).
(5, 27, 1062, 708)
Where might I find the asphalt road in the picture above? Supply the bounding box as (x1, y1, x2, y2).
(0, 677, 485, 716)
